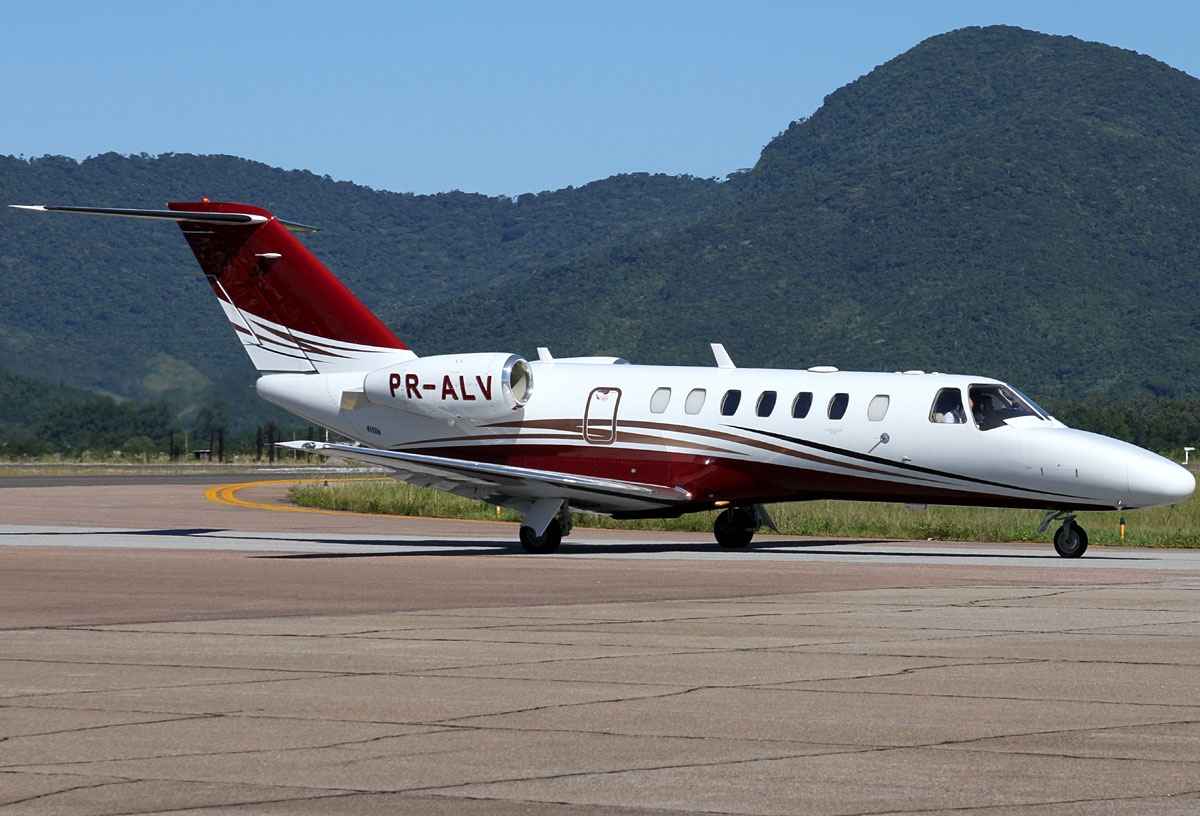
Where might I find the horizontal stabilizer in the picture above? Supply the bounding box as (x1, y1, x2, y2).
(9, 204, 318, 233)
(12, 200, 408, 371)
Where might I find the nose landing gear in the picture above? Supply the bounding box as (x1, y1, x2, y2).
(1041, 510, 1089, 558)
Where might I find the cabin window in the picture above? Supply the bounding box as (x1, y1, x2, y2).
(720, 389, 742, 416)
(968, 384, 1048, 431)
(867, 395, 890, 421)
(650, 387, 672, 414)
(791, 392, 813, 419)
(756, 391, 777, 417)
(930, 388, 966, 424)
(828, 393, 850, 420)
(684, 388, 706, 415)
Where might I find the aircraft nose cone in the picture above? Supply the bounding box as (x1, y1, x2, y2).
(1127, 454, 1195, 508)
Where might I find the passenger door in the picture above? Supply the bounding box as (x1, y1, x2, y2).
(583, 388, 621, 444)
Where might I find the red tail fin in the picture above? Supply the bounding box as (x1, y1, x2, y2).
(168, 201, 413, 373)
(11, 201, 415, 373)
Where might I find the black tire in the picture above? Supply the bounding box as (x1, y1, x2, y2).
(1053, 523, 1088, 558)
(713, 508, 755, 549)
(519, 524, 562, 554)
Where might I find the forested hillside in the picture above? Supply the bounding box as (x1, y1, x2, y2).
(1, 155, 727, 424)
(4, 24, 1200, 447)
(0, 364, 172, 456)
(407, 26, 1200, 401)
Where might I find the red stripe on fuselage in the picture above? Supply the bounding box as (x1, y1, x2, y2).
(391, 441, 1114, 513)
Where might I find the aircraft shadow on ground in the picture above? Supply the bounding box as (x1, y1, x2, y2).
(252, 537, 1108, 561)
(12, 527, 1143, 561)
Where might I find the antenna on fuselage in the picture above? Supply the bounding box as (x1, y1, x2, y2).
(711, 343, 736, 369)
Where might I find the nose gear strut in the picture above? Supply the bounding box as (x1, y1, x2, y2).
(1040, 510, 1088, 558)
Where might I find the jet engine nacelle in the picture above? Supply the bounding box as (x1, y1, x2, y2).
(363, 352, 533, 421)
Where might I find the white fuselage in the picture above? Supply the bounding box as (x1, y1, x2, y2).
(256, 360, 1195, 516)
(20, 200, 1192, 554)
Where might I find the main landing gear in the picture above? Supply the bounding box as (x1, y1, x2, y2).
(1041, 511, 1088, 558)
(519, 523, 561, 554)
(519, 503, 573, 554)
(713, 505, 777, 549)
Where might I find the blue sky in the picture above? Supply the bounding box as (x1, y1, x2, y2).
(3, 1, 1198, 197)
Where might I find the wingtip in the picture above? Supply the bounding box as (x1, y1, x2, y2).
(278, 440, 329, 451)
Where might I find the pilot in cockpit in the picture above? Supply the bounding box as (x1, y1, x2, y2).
(972, 396, 993, 425)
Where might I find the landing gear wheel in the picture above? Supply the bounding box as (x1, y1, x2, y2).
(1053, 523, 1088, 558)
(713, 507, 756, 549)
(520, 523, 562, 554)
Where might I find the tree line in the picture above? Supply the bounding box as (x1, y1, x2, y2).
(0, 395, 316, 461)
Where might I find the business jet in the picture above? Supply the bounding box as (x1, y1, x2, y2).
(12, 201, 1195, 557)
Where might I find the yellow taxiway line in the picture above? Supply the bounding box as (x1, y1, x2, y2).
(205, 478, 385, 516)
(205, 478, 514, 525)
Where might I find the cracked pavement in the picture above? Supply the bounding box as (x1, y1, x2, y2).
(1, 482, 1200, 814)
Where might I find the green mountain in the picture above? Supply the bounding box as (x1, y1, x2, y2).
(1, 155, 727, 425)
(3, 24, 1200, 440)
(404, 26, 1200, 401)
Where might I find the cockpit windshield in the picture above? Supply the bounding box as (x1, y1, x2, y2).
(968, 384, 1048, 430)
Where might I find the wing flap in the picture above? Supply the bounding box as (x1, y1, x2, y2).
(280, 441, 692, 514)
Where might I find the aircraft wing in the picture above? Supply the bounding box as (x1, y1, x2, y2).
(280, 441, 693, 516)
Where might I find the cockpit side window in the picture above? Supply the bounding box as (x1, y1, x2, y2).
(968, 384, 1047, 430)
(930, 388, 966, 424)
(1010, 387, 1050, 419)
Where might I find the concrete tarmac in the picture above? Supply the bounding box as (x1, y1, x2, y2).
(2, 477, 1200, 814)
